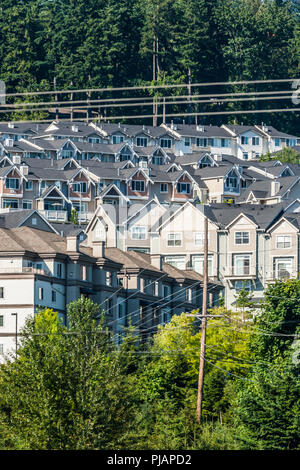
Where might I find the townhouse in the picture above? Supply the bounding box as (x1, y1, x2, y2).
(0, 226, 222, 359)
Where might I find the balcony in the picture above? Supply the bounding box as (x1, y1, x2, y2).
(265, 270, 298, 283)
(224, 266, 256, 279)
(77, 212, 94, 222)
(0, 267, 53, 276)
(224, 185, 240, 195)
(41, 210, 68, 222)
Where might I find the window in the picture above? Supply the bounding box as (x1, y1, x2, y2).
(0, 315, 3, 327)
(241, 136, 248, 145)
(32, 217, 37, 225)
(194, 232, 210, 246)
(163, 284, 171, 298)
(233, 254, 251, 275)
(225, 176, 237, 188)
(274, 257, 293, 280)
(57, 263, 62, 278)
(5, 178, 20, 189)
(52, 290, 56, 303)
(192, 255, 213, 276)
(276, 235, 291, 249)
(81, 265, 87, 281)
(235, 232, 250, 245)
(252, 137, 260, 146)
(221, 139, 230, 148)
(95, 223, 105, 240)
(38, 287, 43, 300)
(234, 280, 252, 291)
(242, 152, 248, 160)
(274, 138, 281, 147)
(23, 200, 33, 209)
(154, 281, 159, 296)
(40, 181, 46, 190)
(184, 137, 191, 147)
(196, 138, 208, 147)
(112, 135, 124, 144)
(0, 287, 3, 298)
(131, 226, 147, 240)
(131, 180, 145, 192)
(25, 181, 33, 190)
(186, 288, 192, 303)
(72, 182, 87, 193)
(167, 232, 182, 247)
(160, 138, 172, 148)
(2, 199, 18, 209)
(106, 271, 112, 286)
(160, 183, 168, 193)
(164, 256, 186, 270)
(152, 156, 164, 165)
(161, 308, 171, 323)
(177, 182, 191, 194)
(136, 137, 148, 147)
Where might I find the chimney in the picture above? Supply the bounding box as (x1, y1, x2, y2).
(150, 253, 163, 271)
(92, 240, 105, 258)
(20, 165, 29, 176)
(271, 180, 280, 196)
(66, 235, 79, 252)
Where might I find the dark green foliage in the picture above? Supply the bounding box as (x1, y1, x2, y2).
(69, 207, 78, 225)
(0, 1, 300, 130)
(0, 300, 135, 450)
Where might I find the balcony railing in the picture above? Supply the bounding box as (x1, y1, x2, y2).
(224, 186, 240, 194)
(77, 212, 94, 222)
(224, 266, 256, 278)
(0, 267, 53, 276)
(41, 210, 68, 222)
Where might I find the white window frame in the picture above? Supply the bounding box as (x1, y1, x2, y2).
(276, 235, 291, 249)
(274, 257, 294, 279)
(167, 232, 182, 247)
(5, 178, 20, 189)
(160, 138, 172, 149)
(131, 226, 147, 240)
(136, 136, 148, 147)
(194, 232, 210, 246)
(192, 255, 213, 276)
(160, 183, 168, 193)
(25, 181, 33, 191)
(233, 254, 251, 276)
(22, 199, 33, 209)
(234, 231, 250, 245)
(131, 180, 145, 192)
(177, 182, 191, 194)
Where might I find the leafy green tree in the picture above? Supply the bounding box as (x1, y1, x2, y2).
(234, 279, 300, 449)
(0, 299, 135, 450)
(234, 283, 256, 321)
(70, 207, 79, 225)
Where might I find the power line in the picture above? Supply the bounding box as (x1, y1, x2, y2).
(0, 78, 298, 98)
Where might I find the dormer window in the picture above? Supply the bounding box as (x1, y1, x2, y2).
(241, 136, 248, 145)
(112, 135, 124, 144)
(72, 182, 87, 193)
(136, 137, 148, 147)
(160, 138, 172, 149)
(5, 178, 19, 189)
(131, 180, 145, 192)
(177, 182, 191, 194)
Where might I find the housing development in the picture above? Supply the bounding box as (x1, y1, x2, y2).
(0, 119, 300, 357)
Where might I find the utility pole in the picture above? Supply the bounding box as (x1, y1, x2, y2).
(187, 68, 192, 125)
(196, 215, 208, 423)
(53, 77, 58, 120)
